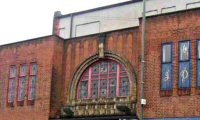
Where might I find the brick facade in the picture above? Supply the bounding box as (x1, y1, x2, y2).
(144, 9, 200, 118)
(0, 9, 200, 120)
(0, 36, 63, 120)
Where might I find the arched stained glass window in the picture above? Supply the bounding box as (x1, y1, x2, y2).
(77, 60, 130, 99)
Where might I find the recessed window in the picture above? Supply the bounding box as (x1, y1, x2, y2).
(161, 43, 173, 90)
(8, 66, 17, 104)
(197, 40, 200, 88)
(179, 41, 190, 89)
(28, 63, 37, 101)
(77, 60, 130, 99)
(17, 64, 27, 102)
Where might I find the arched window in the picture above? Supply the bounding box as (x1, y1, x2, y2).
(77, 60, 130, 99)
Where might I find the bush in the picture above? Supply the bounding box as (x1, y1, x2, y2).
(116, 105, 131, 115)
(62, 107, 74, 118)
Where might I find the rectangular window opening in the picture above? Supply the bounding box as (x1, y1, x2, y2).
(178, 41, 191, 95)
(27, 63, 37, 104)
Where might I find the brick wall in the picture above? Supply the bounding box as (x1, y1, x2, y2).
(1, 8, 200, 120)
(0, 36, 62, 120)
(143, 9, 200, 118)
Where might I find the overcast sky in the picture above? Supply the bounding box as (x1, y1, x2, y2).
(0, 0, 130, 45)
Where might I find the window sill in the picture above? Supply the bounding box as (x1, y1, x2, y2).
(196, 88, 200, 94)
(17, 101, 24, 106)
(7, 102, 14, 107)
(178, 89, 191, 96)
(27, 100, 35, 105)
(160, 90, 173, 97)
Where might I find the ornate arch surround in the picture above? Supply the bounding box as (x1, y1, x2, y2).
(68, 52, 137, 104)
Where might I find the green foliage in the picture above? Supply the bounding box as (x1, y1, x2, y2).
(116, 105, 131, 115)
(62, 107, 74, 118)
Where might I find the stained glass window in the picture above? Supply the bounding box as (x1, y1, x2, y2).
(91, 80, 98, 98)
(179, 41, 189, 61)
(179, 41, 190, 89)
(28, 63, 37, 101)
(8, 66, 16, 103)
(120, 77, 129, 96)
(100, 79, 107, 97)
(109, 78, 116, 97)
(161, 43, 173, 90)
(77, 60, 130, 99)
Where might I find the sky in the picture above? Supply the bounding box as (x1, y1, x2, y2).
(0, 0, 130, 45)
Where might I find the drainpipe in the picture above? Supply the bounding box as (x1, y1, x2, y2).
(70, 13, 73, 38)
(140, 0, 146, 120)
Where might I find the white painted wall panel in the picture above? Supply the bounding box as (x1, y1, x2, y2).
(58, 0, 200, 39)
(187, 1, 200, 9)
(59, 17, 71, 38)
(161, 6, 176, 13)
(75, 21, 100, 37)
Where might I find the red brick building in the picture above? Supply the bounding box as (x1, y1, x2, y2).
(0, 1, 200, 120)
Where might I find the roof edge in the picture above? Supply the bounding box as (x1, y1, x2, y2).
(58, 0, 142, 18)
(0, 35, 64, 47)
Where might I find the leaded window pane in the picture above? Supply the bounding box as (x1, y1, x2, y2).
(29, 88, 35, 100)
(120, 66, 125, 72)
(8, 78, 15, 103)
(10, 67, 16, 78)
(20, 65, 27, 76)
(100, 79, 107, 97)
(100, 62, 108, 73)
(162, 44, 171, 63)
(31, 64, 37, 75)
(80, 81, 88, 99)
(110, 63, 117, 72)
(30, 76, 36, 88)
(179, 41, 189, 61)
(161, 64, 172, 90)
(18, 77, 26, 101)
(28, 76, 36, 100)
(179, 62, 190, 88)
(92, 64, 99, 74)
(109, 78, 116, 97)
(120, 77, 129, 96)
(92, 80, 98, 98)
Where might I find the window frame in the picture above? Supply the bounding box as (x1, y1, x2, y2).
(160, 42, 173, 91)
(178, 40, 191, 90)
(17, 64, 27, 105)
(7, 65, 17, 106)
(27, 62, 37, 105)
(197, 39, 200, 88)
(77, 60, 130, 100)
